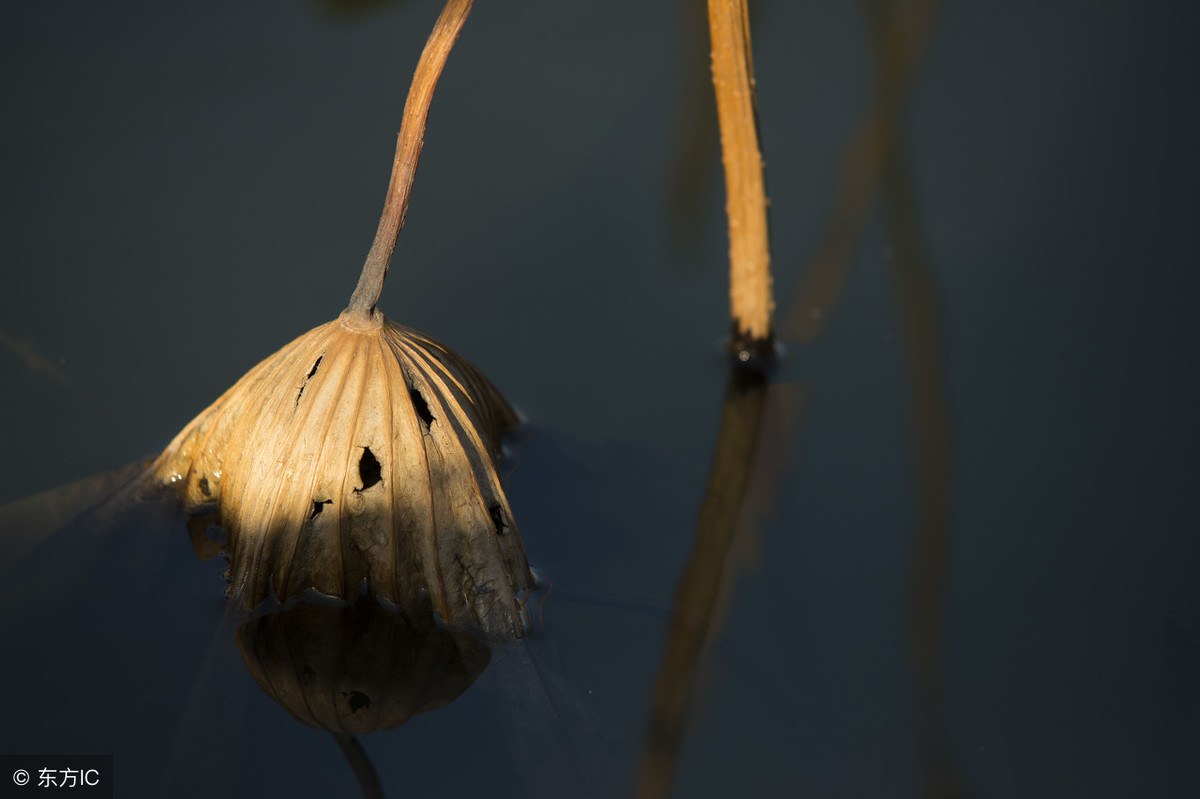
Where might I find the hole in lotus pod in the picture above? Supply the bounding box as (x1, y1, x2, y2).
(356, 446, 382, 492)
(341, 690, 372, 714)
(309, 499, 333, 520)
(488, 503, 506, 536)
(409, 387, 435, 430)
(295, 354, 324, 408)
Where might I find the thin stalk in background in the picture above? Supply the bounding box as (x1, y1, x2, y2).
(857, 0, 961, 794)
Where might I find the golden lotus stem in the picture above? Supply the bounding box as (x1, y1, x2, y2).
(707, 0, 775, 354)
(346, 0, 475, 322)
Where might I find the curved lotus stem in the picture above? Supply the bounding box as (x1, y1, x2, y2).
(345, 0, 475, 323)
(150, 0, 536, 638)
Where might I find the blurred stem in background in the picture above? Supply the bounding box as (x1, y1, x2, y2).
(782, 0, 957, 793)
(782, 0, 939, 344)
(856, 0, 962, 795)
(785, 0, 956, 792)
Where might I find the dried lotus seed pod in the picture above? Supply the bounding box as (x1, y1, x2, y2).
(153, 0, 533, 638)
(153, 312, 533, 637)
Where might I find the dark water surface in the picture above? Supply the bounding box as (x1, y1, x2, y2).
(2, 1, 1199, 797)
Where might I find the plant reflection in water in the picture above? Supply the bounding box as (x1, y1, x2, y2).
(234, 594, 491, 798)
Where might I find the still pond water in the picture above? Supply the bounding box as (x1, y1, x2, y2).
(2, 1, 1199, 797)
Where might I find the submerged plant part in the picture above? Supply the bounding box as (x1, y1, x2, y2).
(152, 0, 533, 637)
(236, 596, 491, 736)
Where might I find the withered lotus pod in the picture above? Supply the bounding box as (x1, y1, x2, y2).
(152, 0, 534, 636)
(236, 595, 490, 735)
(154, 312, 532, 635)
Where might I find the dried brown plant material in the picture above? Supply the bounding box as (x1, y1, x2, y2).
(153, 0, 534, 637)
(153, 314, 531, 635)
(708, 0, 775, 357)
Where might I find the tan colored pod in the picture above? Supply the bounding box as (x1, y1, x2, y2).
(153, 311, 532, 637)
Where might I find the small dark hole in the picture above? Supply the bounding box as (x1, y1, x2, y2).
(410, 388, 435, 430)
(309, 499, 332, 520)
(342, 690, 372, 714)
(198, 475, 212, 498)
(488, 504, 506, 536)
(357, 447, 382, 492)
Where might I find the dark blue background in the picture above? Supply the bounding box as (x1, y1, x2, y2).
(1, 1, 1198, 796)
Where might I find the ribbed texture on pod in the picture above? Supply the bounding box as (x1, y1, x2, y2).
(153, 313, 532, 637)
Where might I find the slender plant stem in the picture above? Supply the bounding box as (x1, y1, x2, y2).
(344, 0, 475, 323)
(333, 733, 386, 799)
(707, 0, 774, 353)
